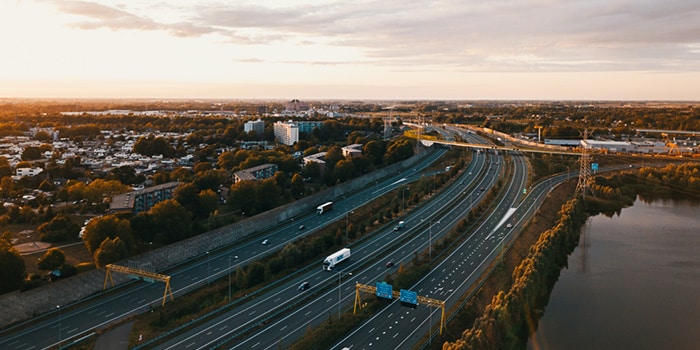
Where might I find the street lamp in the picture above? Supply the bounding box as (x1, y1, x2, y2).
(338, 272, 352, 319)
(57, 305, 61, 348)
(402, 186, 410, 213)
(345, 211, 354, 245)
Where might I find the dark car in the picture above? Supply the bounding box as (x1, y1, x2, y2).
(298, 281, 310, 291)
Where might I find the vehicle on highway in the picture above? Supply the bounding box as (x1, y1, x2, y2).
(506, 223, 513, 229)
(316, 201, 333, 214)
(298, 224, 305, 230)
(262, 239, 269, 245)
(298, 281, 310, 291)
(386, 261, 394, 268)
(393, 220, 405, 231)
(323, 248, 351, 270)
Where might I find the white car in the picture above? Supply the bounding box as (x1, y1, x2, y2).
(506, 223, 513, 229)
(262, 239, 269, 245)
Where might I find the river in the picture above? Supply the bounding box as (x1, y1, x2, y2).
(527, 197, 700, 350)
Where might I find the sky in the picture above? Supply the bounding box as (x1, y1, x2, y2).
(1, 0, 699, 100)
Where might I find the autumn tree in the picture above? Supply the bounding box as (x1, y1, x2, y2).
(82, 215, 134, 256)
(0, 232, 25, 293)
(94, 237, 128, 267)
(37, 214, 80, 242)
(37, 248, 65, 271)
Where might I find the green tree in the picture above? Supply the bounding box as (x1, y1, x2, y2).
(196, 189, 219, 219)
(290, 173, 305, 198)
(37, 248, 65, 271)
(21, 146, 42, 160)
(82, 215, 134, 255)
(0, 232, 25, 293)
(37, 214, 80, 242)
(149, 199, 193, 243)
(217, 151, 236, 170)
(94, 237, 128, 267)
(229, 180, 256, 214)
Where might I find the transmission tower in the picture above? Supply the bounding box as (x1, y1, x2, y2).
(575, 129, 594, 198)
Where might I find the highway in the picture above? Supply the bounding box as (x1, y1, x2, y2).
(331, 149, 530, 349)
(145, 130, 497, 349)
(0, 148, 447, 350)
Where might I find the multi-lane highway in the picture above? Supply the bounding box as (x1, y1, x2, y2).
(0, 149, 448, 350)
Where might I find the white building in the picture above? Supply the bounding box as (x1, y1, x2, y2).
(273, 121, 299, 146)
(16, 167, 43, 177)
(244, 119, 265, 134)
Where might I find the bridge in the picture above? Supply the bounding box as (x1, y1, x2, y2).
(419, 139, 581, 156)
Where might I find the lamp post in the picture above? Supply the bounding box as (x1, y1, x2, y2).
(402, 186, 410, 212)
(345, 211, 354, 245)
(57, 305, 61, 348)
(338, 272, 352, 319)
(429, 221, 432, 260)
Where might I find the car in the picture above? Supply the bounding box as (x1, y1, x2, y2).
(386, 261, 394, 268)
(298, 224, 305, 230)
(262, 239, 269, 245)
(298, 281, 310, 291)
(393, 226, 400, 231)
(506, 223, 513, 229)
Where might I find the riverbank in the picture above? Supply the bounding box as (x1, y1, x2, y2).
(432, 179, 578, 349)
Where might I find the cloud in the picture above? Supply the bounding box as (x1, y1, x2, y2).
(50, 0, 220, 38)
(48, 0, 700, 72)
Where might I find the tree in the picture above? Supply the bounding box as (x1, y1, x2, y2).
(108, 165, 144, 185)
(149, 199, 193, 243)
(217, 151, 236, 170)
(290, 173, 305, 198)
(229, 180, 256, 214)
(174, 182, 199, 214)
(196, 189, 218, 219)
(22, 146, 42, 160)
(82, 215, 134, 255)
(363, 140, 386, 165)
(0, 232, 25, 293)
(94, 237, 128, 267)
(324, 145, 344, 170)
(37, 214, 80, 242)
(38, 248, 65, 271)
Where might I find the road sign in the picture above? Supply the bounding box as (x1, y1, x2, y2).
(592, 163, 599, 171)
(399, 289, 418, 308)
(376, 282, 393, 300)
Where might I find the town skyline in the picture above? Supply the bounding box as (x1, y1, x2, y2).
(2, 0, 699, 101)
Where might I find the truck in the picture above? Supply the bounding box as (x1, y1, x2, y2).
(316, 201, 333, 215)
(323, 248, 351, 270)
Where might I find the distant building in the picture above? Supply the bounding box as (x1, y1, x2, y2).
(244, 119, 265, 134)
(15, 167, 43, 177)
(296, 121, 323, 133)
(342, 144, 363, 158)
(273, 121, 299, 145)
(108, 181, 179, 214)
(233, 163, 278, 183)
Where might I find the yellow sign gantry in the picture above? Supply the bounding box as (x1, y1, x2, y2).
(103, 264, 174, 306)
(353, 283, 446, 335)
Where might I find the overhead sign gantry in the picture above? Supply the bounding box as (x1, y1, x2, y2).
(353, 282, 446, 334)
(103, 264, 174, 306)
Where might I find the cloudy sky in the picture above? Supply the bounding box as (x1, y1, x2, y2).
(2, 0, 699, 100)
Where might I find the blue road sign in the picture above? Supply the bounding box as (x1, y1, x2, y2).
(376, 282, 393, 300)
(399, 289, 418, 305)
(592, 163, 599, 171)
